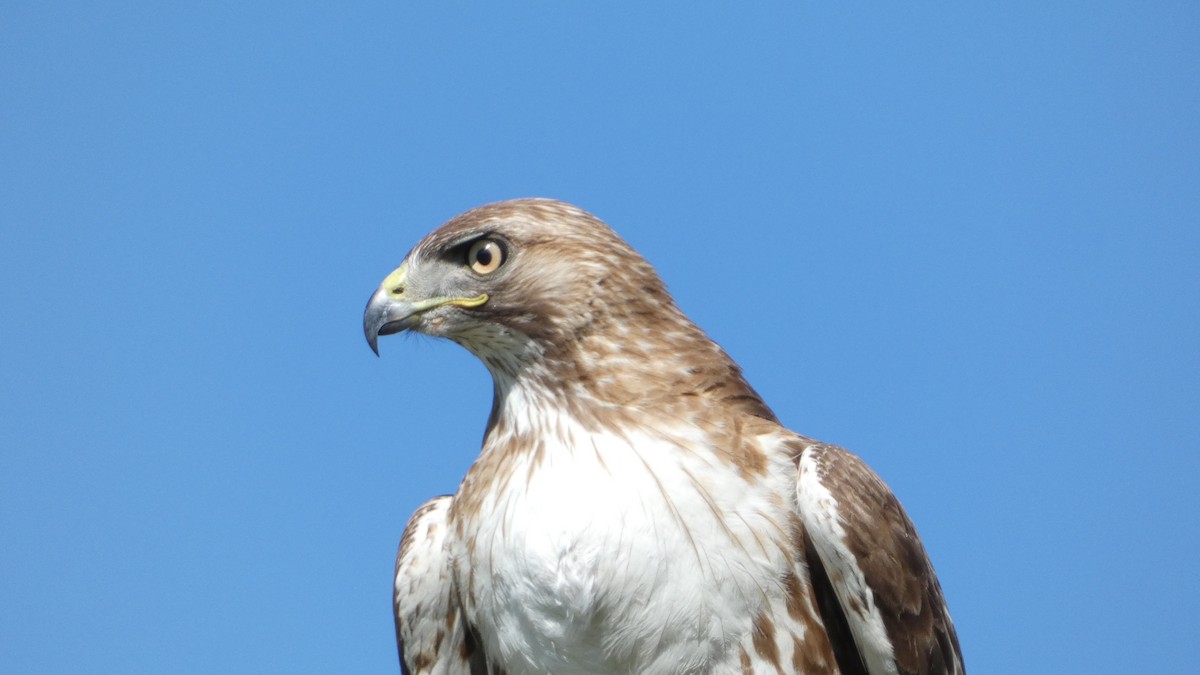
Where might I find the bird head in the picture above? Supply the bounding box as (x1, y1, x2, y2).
(365, 198, 774, 417)
(364, 198, 674, 374)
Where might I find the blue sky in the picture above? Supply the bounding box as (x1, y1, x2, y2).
(2, 3, 1197, 673)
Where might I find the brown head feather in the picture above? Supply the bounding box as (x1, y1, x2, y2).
(402, 198, 776, 422)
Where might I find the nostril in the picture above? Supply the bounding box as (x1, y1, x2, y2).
(390, 285, 405, 296)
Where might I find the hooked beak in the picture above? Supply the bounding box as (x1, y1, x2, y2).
(363, 284, 416, 356)
(363, 263, 489, 356)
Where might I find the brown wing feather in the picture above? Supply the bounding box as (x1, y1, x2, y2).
(393, 496, 479, 675)
(795, 441, 964, 675)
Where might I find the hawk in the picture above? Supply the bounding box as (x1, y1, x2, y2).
(364, 199, 964, 675)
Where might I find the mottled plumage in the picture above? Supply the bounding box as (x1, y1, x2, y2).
(364, 199, 964, 674)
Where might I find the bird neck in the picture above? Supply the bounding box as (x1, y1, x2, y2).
(479, 314, 778, 441)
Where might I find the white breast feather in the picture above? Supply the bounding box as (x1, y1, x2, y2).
(455, 395, 796, 674)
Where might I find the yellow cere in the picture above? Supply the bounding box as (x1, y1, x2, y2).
(382, 264, 408, 295)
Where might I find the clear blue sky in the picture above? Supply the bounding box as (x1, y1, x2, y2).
(2, 3, 1197, 673)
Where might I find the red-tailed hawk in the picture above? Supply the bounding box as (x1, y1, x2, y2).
(364, 199, 964, 675)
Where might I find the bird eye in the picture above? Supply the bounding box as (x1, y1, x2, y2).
(467, 239, 504, 275)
